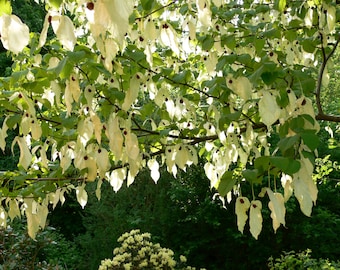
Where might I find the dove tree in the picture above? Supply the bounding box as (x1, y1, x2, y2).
(0, 0, 339, 239)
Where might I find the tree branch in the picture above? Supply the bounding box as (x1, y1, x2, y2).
(315, 33, 340, 122)
(124, 53, 219, 100)
(25, 177, 85, 181)
(315, 113, 340, 122)
(5, 108, 62, 126)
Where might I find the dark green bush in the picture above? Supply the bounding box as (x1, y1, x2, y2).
(268, 249, 340, 270)
(0, 221, 81, 270)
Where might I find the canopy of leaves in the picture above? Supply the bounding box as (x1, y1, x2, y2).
(0, 0, 340, 239)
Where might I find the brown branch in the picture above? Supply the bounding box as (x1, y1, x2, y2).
(113, 121, 268, 171)
(25, 177, 85, 181)
(110, 134, 218, 171)
(132, 127, 199, 140)
(5, 108, 62, 126)
(122, 51, 218, 100)
(147, 134, 219, 159)
(315, 33, 340, 122)
(315, 113, 340, 122)
(138, 62, 218, 99)
(143, 122, 267, 158)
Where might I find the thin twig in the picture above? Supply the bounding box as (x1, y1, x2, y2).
(25, 177, 85, 181)
(134, 59, 219, 99)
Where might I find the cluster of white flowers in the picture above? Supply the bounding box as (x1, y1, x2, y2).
(98, 229, 205, 270)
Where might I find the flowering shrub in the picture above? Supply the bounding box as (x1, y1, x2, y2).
(98, 229, 202, 270)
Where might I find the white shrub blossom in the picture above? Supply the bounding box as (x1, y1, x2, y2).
(98, 229, 206, 270)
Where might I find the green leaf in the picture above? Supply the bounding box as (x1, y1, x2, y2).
(59, 63, 74, 80)
(254, 156, 270, 173)
(110, 90, 125, 101)
(279, 122, 289, 137)
(216, 55, 237, 71)
(179, 3, 188, 15)
(218, 111, 242, 129)
(290, 116, 305, 133)
(278, 135, 300, 156)
(141, 0, 154, 10)
(162, 68, 173, 76)
(237, 54, 252, 65)
(301, 150, 315, 166)
(301, 131, 319, 151)
(159, 129, 171, 136)
(91, 63, 111, 77)
(262, 28, 281, 39)
(254, 39, 265, 54)
(255, 4, 270, 13)
(276, 88, 289, 108)
(242, 169, 261, 184)
(218, 106, 243, 129)
(301, 39, 317, 53)
(216, 171, 236, 197)
(152, 73, 162, 82)
(269, 157, 301, 175)
(6, 114, 21, 129)
(48, 0, 62, 9)
(0, 97, 19, 112)
(301, 114, 315, 126)
(128, 49, 146, 62)
(286, 160, 301, 175)
(172, 70, 191, 83)
(61, 116, 78, 129)
(140, 102, 156, 116)
(201, 36, 215, 51)
(0, 0, 12, 15)
(249, 64, 264, 84)
(261, 71, 279, 85)
(276, 0, 286, 12)
(67, 50, 87, 64)
(22, 78, 51, 94)
(50, 57, 67, 77)
(285, 30, 297, 42)
(11, 70, 28, 83)
(41, 121, 50, 137)
(221, 35, 236, 50)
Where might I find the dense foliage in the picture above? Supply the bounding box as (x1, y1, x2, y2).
(268, 249, 340, 270)
(0, 0, 340, 242)
(0, 221, 81, 269)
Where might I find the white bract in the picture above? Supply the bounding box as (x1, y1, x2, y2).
(0, 14, 29, 54)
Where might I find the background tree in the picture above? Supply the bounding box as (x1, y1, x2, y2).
(0, 0, 340, 241)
